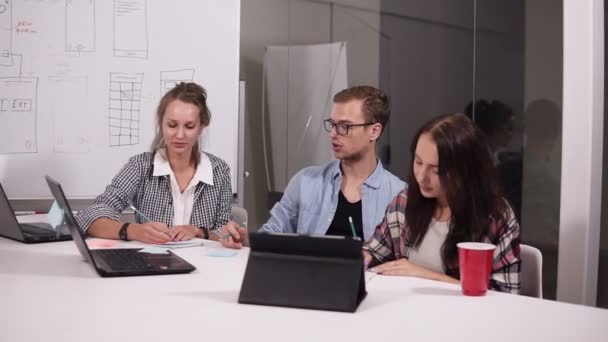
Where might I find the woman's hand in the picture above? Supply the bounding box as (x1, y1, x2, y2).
(370, 258, 460, 284)
(169, 225, 199, 241)
(369, 258, 423, 277)
(128, 222, 172, 244)
(218, 221, 248, 249)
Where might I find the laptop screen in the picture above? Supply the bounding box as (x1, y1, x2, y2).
(0, 183, 25, 240)
(45, 176, 96, 265)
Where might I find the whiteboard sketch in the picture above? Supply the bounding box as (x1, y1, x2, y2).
(108, 72, 143, 146)
(0, 77, 38, 154)
(0, 0, 240, 199)
(0, 0, 12, 66)
(113, 0, 148, 59)
(49, 76, 90, 153)
(160, 69, 194, 95)
(65, 0, 96, 53)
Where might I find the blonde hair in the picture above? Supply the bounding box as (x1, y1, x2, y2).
(333, 85, 390, 135)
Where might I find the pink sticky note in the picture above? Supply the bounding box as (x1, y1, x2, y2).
(87, 239, 118, 248)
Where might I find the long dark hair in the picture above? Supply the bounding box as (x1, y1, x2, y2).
(405, 113, 507, 277)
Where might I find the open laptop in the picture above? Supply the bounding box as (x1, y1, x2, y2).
(45, 175, 196, 277)
(0, 182, 71, 243)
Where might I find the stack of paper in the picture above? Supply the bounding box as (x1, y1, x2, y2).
(152, 238, 205, 248)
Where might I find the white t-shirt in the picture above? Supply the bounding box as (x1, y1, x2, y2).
(408, 219, 450, 273)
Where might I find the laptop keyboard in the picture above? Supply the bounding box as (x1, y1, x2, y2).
(20, 223, 56, 236)
(97, 249, 155, 270)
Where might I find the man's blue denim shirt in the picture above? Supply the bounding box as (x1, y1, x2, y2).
(259, 159, 406, 241)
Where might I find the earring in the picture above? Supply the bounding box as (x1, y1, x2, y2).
(157, 137, 166, 150)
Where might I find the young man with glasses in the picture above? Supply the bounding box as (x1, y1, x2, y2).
(219, 86, 405, 248)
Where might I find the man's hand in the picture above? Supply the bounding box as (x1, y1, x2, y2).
(369, 258, 423, 277)
(218, 221, 248, 249)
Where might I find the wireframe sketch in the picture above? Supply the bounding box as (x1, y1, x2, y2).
(49, 76, 90, 153)
(108, 73, 143, 146)
(113, 0, 148, 59)
(0, 0, 13, 66)
(65, 0, 96, 53)
(0, 77, 38, 154)
(160, 69, 194, 95)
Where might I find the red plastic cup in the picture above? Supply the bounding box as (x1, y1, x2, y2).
(457, 242, 496, 296)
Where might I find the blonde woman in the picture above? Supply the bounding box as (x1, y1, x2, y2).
(77, 82, 232, 244)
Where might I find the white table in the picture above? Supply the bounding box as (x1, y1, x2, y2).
(1, 236, 607, 342)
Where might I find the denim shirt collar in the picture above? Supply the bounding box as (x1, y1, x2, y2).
(330, 159, 386, 190)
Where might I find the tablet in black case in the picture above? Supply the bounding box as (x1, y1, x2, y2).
(238, 232, 367, 313)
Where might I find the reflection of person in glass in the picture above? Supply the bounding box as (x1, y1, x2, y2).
(464, 99, 515, 162)
(465, 99, 522, 220)
(363, 113, 521, 294)
(521, 99, 561, 248)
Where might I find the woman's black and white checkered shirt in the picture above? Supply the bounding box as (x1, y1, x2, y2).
(76, 152, 232, 235)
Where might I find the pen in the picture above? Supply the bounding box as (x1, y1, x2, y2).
(129, 205, 153, 222)
(220, 223, 245, 240)
(349, 216, 370, 270)
(348, 216, 357, 238)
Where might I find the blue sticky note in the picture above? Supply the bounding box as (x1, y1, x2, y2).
(206, 249, 237, 257)
(138, 246, 170, 254)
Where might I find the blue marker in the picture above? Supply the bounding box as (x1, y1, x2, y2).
(348, 216, 358, 238)
(350, 216, 370, 270)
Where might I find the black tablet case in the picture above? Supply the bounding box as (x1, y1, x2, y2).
(238, 232, 367, 312)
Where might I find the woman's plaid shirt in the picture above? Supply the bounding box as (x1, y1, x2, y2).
(76, 152, 232, 235)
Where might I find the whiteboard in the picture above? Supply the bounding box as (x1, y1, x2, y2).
(0, 0, 240, 199)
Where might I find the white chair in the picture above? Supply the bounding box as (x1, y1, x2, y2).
(520, 244, 543, 298)
(230, 206, 248, 228)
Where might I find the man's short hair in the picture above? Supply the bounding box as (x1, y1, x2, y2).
(333, 86, 390, 132)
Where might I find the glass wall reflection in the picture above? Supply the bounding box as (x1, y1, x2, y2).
(379, 0, 475, 179)
(520, 0, 563, 301)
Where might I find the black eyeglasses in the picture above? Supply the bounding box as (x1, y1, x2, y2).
(323, 119, 376, 136)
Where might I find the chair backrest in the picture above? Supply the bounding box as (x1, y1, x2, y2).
(519, 244, 543, 298)
(231, 206, 248, 228)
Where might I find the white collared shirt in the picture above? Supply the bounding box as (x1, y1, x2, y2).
(152, 151, 214, 226)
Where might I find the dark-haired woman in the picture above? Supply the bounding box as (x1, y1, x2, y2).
(76, 82, 232, 244)
(364, 113, 521, 293)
